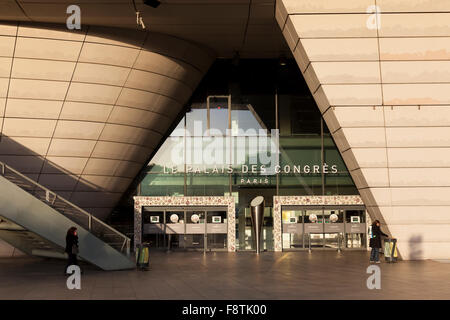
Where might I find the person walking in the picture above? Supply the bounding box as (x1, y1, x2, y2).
(369, 220, 388, 263)
(65, 227, 79, 274)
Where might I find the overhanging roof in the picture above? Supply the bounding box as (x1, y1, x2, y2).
(0, 0, 291, 58)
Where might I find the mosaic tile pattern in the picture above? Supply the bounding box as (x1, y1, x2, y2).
(133, 196, 236, 252)
(273, 195, 364, 251)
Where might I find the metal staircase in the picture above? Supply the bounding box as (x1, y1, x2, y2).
(0, 161, 135, 270)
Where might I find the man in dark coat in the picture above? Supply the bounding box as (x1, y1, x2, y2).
(65, 227, 79, 274)
(369, 220, 388, 263)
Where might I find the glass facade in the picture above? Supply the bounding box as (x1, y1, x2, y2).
(138, 59, 358, 250)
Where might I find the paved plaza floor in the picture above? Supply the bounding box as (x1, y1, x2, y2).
(0, 251, 448, 300)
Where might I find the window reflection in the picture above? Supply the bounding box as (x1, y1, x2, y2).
(139, 59, 357, 201)
(209, 97, 228, 134)
(231, 103, 264, 134)
(186, 103, 207, 135)
(148, 136, 184, 172)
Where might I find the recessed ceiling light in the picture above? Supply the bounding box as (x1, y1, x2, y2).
(279, 56, 288, 66)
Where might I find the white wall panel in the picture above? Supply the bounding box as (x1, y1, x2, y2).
(0, 57, 12, 77)
(53, 121, 104, 140)
(72, 63, 129, 86)
(59, 102, 112, 122)
(12, 58, 75, 81)
(291, 14, 376, 38)
(78, 43, 140, 67)
(380, 37, 450, 61)
(0, 155, 43, 173)
(42, 156, 88, 175)
(386, 127, 450, 147)
(388, 148, 450, 167)
(0, 24, 17, 37)
(350, 148, 387, 168)
(301, 38, 378, 61)
(2, 118, 56, 137)
(332, 107, 384, 128)
(384, 105, 450, 127)
(15, 37, 82, 61)
(66, 82, 122, 105)
(0, 36, 16, 56)
(0, 79, 9, 97)
(5, 99, 62, 119)
(380, 13, 450, 37)
(312, 62, 380, 84)
(9, 79, 69, 100)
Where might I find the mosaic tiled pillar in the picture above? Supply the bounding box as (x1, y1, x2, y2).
(226, 200, 236, 252)
(133, 202, 143, 251)
(273, 197, 282, 252)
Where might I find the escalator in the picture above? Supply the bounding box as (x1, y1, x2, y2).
(0, 161, 135, 271)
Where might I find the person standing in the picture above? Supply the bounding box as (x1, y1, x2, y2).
(369, 220, 388, 263)
(65, 227, 79, 274)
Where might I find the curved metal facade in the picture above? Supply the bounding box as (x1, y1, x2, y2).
(0, 22, 214, 219)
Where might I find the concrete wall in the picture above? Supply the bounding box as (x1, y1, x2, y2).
(277, 0, 450, 259)
(0, 22, 214, 220)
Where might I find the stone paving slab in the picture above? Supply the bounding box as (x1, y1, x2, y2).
(0, 251, 449, 300)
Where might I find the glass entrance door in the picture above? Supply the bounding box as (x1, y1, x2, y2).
(304, 209, 324, 248)
(206, 210, 227, 250)
(281, 209, 304, 249)
(281, 206, 366, 251)
(323, 209, 344, 249)
(165, 211, 185, 250)
(142, 210, 166, 249)
(344, 209, 367, 249)
(142, 207, 229, 252)
(185, 210, 206, 251)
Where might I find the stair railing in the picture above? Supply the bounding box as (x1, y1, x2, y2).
(0, 161, 130, 255)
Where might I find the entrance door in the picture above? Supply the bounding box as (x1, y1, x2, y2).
(344, 209, 367, 249)
(281, 209, 304, 249)
(304, 209, 324, 248)
(206, 210, 228, 250)
(185, 210, 206, 251)
(143, 207, 229, 252)
(281, 205, 366, 251)
(142, 210, 166, 249)
(165, 211, 185, 250)
(323, 209, 344, 249)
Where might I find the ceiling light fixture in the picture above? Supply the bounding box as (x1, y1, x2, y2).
(132, 0, 146, 29)
(131, 0, 161, 30)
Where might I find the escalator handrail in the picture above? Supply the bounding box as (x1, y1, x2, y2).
(0, 161, 130, 253)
